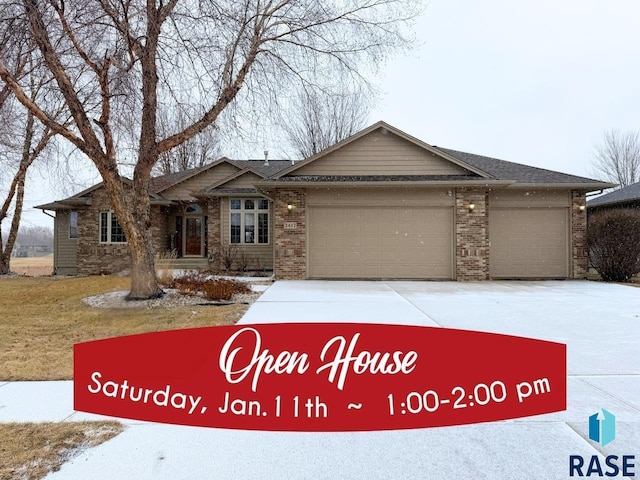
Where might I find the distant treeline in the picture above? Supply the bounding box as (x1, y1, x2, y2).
(2, 226, 54, 255)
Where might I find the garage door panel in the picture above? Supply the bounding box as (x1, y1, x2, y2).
(309, 205, 453, 279)
(490, 208, 568, 278)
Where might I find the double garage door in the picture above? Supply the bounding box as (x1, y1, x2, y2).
(307, 189, 454, 279)
(306, 189, 570, 280)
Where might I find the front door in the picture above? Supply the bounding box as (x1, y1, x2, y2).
(185, 217, 202, 256)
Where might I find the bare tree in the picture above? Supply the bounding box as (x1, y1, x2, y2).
(0, 112, 56, 275)
(154, 109, 222, 174)
(0, 13, 58, 275)
(0, 0, 419, 299)
(592, 129, 640, 188)
(282, 87, 371, 158)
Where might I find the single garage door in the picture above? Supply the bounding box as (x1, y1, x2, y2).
(490, 208, 569, 278)
(308, 206, 454, 279)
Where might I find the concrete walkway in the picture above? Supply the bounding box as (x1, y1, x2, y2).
(1, 280, 639, 479)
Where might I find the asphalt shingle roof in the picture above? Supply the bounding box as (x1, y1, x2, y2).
(149, 165, 212, 193)
(435, 147, 605, 184)
(149, 159, 293, 194)
(588, 181, 640, 207)
(227, 159, 294, 178)
(39, 132, 612, 212)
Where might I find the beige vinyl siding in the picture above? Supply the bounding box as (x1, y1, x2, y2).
(490, 189, 570, 207)
(54, 210, 78, 275)
(306, 187, 455, 207)
(222, 172, 263, 188)
(161, 163, 240, 200)
(221, 198, 274, 270)
(293, 130, 472, 176)
(307, 188, 455, 279)
(489, 189, 570, 278)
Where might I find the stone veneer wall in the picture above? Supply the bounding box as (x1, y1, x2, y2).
(77, 187, 165, 275)
(207, 198, 222, 268)
(273, 188, 307, 279)
(455, 189, 489, 281)
(571, 190, 588, 279)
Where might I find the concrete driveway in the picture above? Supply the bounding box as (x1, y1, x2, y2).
(5, 280, 639, 479)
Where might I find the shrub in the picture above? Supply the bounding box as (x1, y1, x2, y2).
(587, 209, 640, 282)
(201, 278, 251, 301)
(236, 248, 250, 272)
(220, 244, 239, 271)
(161, 271, 251, 301)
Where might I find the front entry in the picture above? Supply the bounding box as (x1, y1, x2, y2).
(185, 217, 203, 256)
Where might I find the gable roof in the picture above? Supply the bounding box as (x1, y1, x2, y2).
(38, 159, 294, 210)
(263, 121, 613, 189)
(148, 158, 292, 194)
(273, 121, 491, 179)
(149, 157, 237, 194)
(36, 176, 165, 210)
(227, 159, 293, 178)
(588, 181, 639, 208)
(37, 121, 615, 212)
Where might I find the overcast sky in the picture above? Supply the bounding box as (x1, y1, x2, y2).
(370, 0, 640, 176)
(18, 0, 640, 229)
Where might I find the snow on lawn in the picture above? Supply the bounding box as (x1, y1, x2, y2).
(3, 280, 636, 480)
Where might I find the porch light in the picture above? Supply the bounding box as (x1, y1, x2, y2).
(468, 202, 475, 212)
(287, 203, 295, 212)
(579, 205, 586, 212)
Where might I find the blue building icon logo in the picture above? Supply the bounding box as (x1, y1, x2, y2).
(589, 409, 615, 446)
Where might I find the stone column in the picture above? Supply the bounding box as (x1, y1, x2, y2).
(571, 190, 588, 279)
(273, 188, 307, 279)
(455, 189, 489, 280)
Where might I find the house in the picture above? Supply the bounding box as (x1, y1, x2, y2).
(37, 121, 613, 280)
(587, 181, 640, 212)
(11, 240, 53, 258)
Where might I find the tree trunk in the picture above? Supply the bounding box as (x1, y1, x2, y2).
(99, 159, 163, 300)
(0, 253, 9, 275)
(1, 172, 25, 276)
(127, 223, 163, 300)
(0, 113, 33, 277)
(126, 168, 163, 300)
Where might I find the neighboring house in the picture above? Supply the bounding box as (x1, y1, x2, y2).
(587, 181, 640, 213)
(37, 121, 613, 280)
(11, 241, 53, 258)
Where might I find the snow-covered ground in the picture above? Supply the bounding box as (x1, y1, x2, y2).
(1, 280, 639, 479)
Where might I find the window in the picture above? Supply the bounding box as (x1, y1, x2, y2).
(100, 211, 126, 243)
(185, 204, 203, 215)
(230, 198, 269, 244)
(69, 211, 78, 239)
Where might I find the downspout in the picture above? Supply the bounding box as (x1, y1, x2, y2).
(40, 209, 57, 274)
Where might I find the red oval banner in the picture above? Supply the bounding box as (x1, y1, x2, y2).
(74, 323, 566, 431)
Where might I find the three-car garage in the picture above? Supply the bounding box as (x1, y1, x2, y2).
(305, 188, 571, 280)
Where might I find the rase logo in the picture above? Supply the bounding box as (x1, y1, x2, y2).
(589, 409, 615, 447)
(569, 409, 636, 478)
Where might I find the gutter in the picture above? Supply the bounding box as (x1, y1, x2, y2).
(496, 183, 616, 190)
(258, 180, 516, 188)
